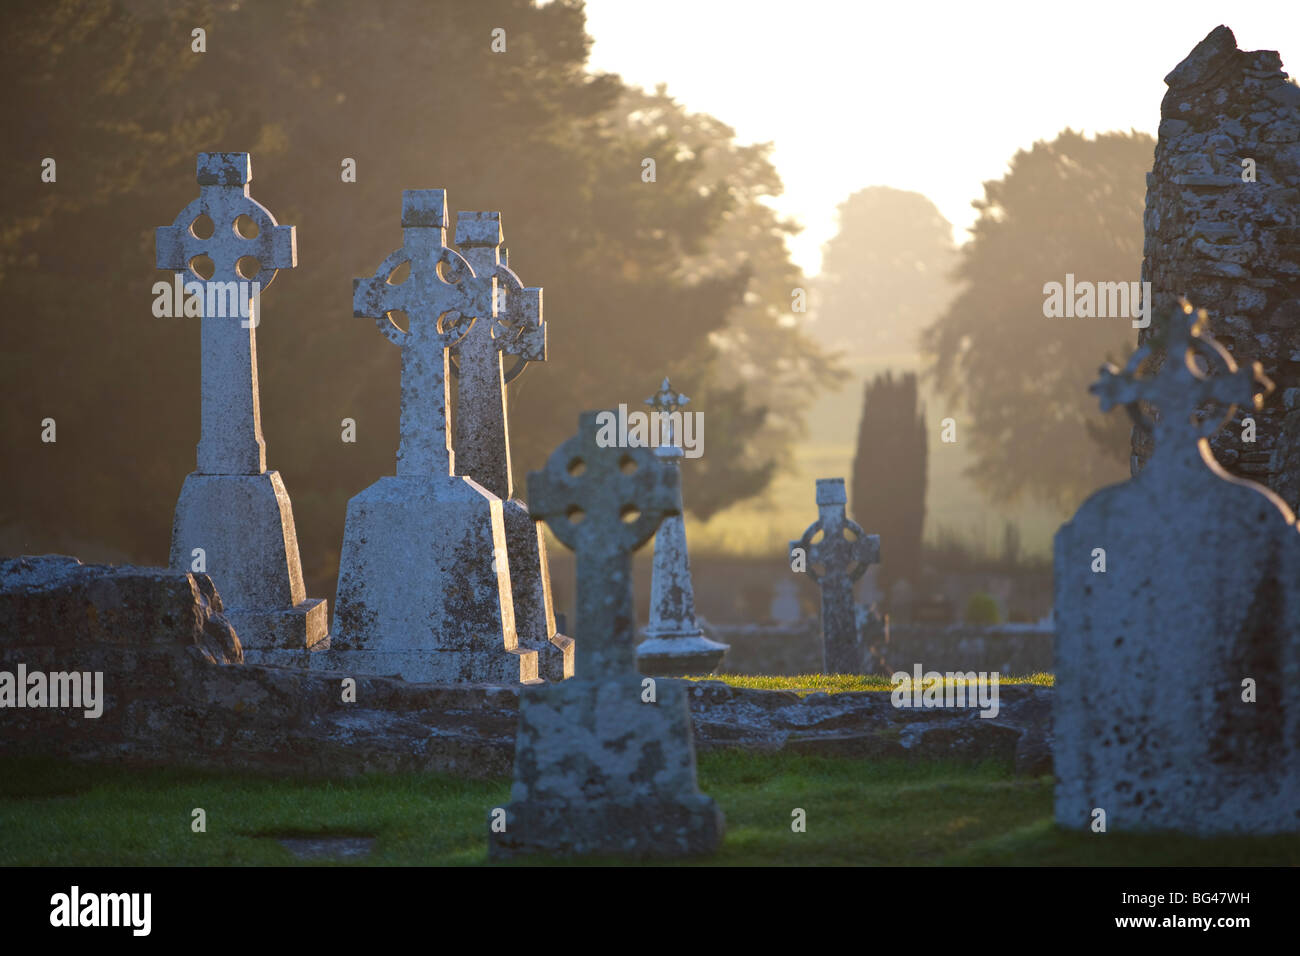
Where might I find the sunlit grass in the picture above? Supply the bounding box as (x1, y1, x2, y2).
(5, 749, 1290, 866)
(688, 672, 1055, 694)
(2, 754, 1289, 868)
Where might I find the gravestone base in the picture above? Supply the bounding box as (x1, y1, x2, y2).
(230, 602, 329, 668)
(501, 499, 574, 682)
(489, 675, 724, 859)
(170, 471, 327, 657)
(328, 474, 537, 684)
(636, 630, 728, 677)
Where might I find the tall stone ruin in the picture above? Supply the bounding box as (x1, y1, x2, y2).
(1137, 25, 1300, 507)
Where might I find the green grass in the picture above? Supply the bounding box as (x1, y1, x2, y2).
(2, 752, 1294, 866)
(690, 672, 1055, 694)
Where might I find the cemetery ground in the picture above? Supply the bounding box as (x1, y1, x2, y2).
(3, 674, 1295, 868)
(5, 749, 1296, 867)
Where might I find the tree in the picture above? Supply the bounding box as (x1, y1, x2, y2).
(0, 0, 834, 599)
(817, 187, 957, 355)
(851, 371, 927, 597)
(921, 129, 1150, 510)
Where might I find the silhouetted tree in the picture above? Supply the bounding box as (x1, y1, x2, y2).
(922, 129, 1150, 510)
(851, 371, 927, 597)
(817, 187, 957, 354)
(0, 0, 834, 598)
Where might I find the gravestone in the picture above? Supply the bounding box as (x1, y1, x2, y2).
(489, 411, 724, 859)
(769, 578, 802, 625)
(1135, 25, 1300, 508)
(450, 211, 573, 681)
(1056, 302, 1300, 835)
(326, 190, 535, 684)
(790, 478, 881, 673)
(636, 378, 728, 676)
(155, 152, 327, 665)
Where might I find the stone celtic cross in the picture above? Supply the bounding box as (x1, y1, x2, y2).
(646, 376, 689, 457)
(156, 152, 296, 475)
(528, 411, 680, 678)
(791, 477, 880, 674)
(449, 211, 545, 500)
(638, 378, 727, 675)
(1092, 300, 1272, 456)
(353, 190, 493, 478)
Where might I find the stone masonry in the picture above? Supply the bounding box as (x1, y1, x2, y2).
(1136, 25, 1300, 508)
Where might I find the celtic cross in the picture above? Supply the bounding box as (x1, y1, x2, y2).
(791, 478, 881, 674)
(450, 211, 546, 499)
(353, 190, 492, 478)
(645, 376, 690, 460)
(155, 152, 296, 475)
(1091, 300, 1272, 458)
(638, 377, 728, 674)
(528, 411, 680, 678)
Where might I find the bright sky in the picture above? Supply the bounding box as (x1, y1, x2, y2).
(582, 1, 1299, 274)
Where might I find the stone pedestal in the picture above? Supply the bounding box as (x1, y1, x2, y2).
(502, 498, 573, 681)
(637, 512, 728, 675)
(170, 472, 327, 665)
(326, 474, 532, 683)
(489, 676, 723, 859)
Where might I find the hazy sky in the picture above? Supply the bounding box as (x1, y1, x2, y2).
(582, 1, 1299, 274)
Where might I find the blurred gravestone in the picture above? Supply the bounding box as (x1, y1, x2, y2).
(155, 152, 327, 665)
(636, 378, 727, 676)
(489, 411, 724, 859)
(326, 190, 534, 683)
(1056, 303, 1300, 834)
(790, 478, 881, 673)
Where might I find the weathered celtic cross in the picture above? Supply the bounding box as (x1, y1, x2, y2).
(448, 212, 571, 680)
(529, 411, 679, 677)
(791, 478, 880, 674)
(1092, 300, 1272, 459)
(351, 190, 485, 476)
(328, 190, 534, 684)
(637, 378, 728, 676)
(155, 152, 326, 663)
(1054, 302, 1296, 836)
(490, 412, 724, 859)
(156, 152, 295, 475)
(448, 211, 545, 498)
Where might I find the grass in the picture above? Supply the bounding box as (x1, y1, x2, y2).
(2, 751, 1294, 866)
(691, 672, 1055, 694)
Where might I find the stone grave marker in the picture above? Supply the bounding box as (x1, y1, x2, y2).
(449, 211, 573, 681)
(326, 189, 535, 684)
(1055, 302, 1300, 835)
(790, 477, 881, 674)
(635, 377, 727, 676)
(489, 411, 724, 859)
(155, 151, 327, 665)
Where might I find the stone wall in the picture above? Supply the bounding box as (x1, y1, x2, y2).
(0, 557, 1051, 778)
(1136, 25, 1300, 505)
(712, 619, 1054, 676)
